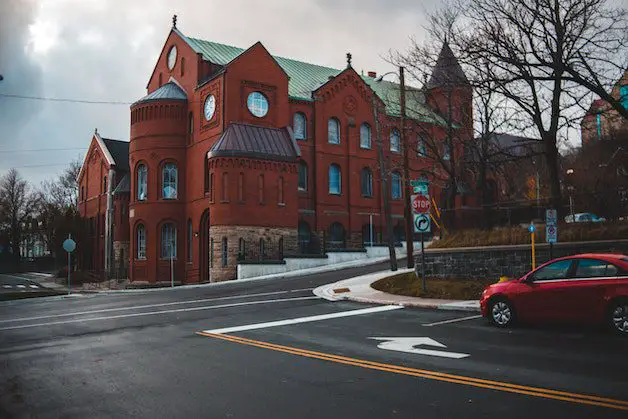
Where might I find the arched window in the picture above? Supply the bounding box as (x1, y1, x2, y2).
(298, 221, 311, 253)
(136, 224, 146, 259)
(361, 167, 373, 197)
(221, 172, 229, 202)
(328, 222, 346, 249)
(80, 186, 84, 201)
(161, 223, 177, 259)
(187, 219, 193, 263)
(180, 57, 185, 77)
(278, 176, 284, 204)
(158, 73, 163, 87)
(417, 136, 427, 157)
(328, 164, 341, 195)
(328, 118, 340, 144)
(188, 112, 194, 135)
(298, 161, 307, 191)
(204, 157, 210, 193)
(293, 112, 307, 140)
(162, 163, 177, 199)
(390, 129, 401, 152)
(360, 123, 371, 149)
(221, 237, 228, 267)
(391, 172, 402, 199)
(103, 175, 107, 193)
(137, 164, 147, 201)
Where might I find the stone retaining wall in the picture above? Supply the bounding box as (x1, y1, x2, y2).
(414, 240, 628, 280)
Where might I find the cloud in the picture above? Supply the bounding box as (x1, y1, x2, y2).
(0, 0, 435, 185)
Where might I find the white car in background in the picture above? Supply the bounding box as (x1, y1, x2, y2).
(564, 212, 607, 223)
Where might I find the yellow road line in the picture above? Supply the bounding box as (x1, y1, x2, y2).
(197, 332, 628, 411)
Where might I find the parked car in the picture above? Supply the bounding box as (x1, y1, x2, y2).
(480, 254, 628, 335)
(564, 212, 606, 223)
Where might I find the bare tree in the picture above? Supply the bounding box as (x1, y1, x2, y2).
(457, 0, 627, 214)
(0, 169, 35, 262)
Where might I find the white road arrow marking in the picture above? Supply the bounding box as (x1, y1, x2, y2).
(370, 337, 470, 359)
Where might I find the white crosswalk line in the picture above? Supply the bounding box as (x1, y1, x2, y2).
(2, 285, 12, 289)
(16, 285, 26, 289)
(29, 285, 40, 289)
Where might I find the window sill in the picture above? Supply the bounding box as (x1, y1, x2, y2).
(220, 200, 230, 204)
(135, 258, 147, 261)
(278, 202, 286, 207)
(360, 146, 372, 150)
(361, 195, 374, 199)
(329, 192, 342, 196)
(298, 188, 307, 192)
(160, 258, 178, 261)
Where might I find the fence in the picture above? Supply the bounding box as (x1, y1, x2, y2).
(237, 238, 284, 262)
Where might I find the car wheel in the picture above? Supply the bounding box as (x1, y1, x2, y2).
(608, 300, 628, 336)
(489, 298, 515, 328)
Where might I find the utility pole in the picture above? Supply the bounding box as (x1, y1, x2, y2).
(372, 93, 398, 272)
(400, 66, 414, 269)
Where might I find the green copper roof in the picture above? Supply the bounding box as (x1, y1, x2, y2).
(182, 33, 445, 125)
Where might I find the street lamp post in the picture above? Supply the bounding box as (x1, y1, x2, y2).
(566, 169, 575, 221)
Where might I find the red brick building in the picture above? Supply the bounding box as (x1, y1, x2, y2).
(581, 70, 628, 146)
(78, 19, 472, 283)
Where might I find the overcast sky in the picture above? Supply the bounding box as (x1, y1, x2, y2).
(0, 0, 443, 184)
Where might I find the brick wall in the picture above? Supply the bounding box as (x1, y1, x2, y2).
(208, 225, 297, 282)
(414, 240, 628, 280)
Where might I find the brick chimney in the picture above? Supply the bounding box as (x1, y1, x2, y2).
(367, 71, 377, 78)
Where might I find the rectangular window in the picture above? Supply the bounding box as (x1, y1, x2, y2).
(596, 113, 602, 139)
(259, 174, 265, 203)
(209, 172, 214, 201)
(221, 237, 228, 267)
(221, 173, 229, 202)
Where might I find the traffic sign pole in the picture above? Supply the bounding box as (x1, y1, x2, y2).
(67, 234, 71, 295)
(420, 233, 426, 293)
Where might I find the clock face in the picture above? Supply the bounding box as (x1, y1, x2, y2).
(204, 94, 216, 121)
(167, 45, 177, 70)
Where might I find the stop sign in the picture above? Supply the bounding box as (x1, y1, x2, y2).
(412, 194, 430, 213)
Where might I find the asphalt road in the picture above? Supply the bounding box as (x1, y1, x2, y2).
(1, 261, 627, 418)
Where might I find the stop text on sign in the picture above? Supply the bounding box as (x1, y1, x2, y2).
(412, 195, 431, 214)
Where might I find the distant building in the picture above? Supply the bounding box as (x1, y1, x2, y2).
(581, 71, 628, 146)
(78, 18, 473, 283)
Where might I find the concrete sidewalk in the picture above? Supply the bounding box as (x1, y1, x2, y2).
(313, 269, 481, 312)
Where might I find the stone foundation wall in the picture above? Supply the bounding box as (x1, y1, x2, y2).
(414, 239, 628, 280)
(208, 226, 297, 282)
(112, 240, 130, 279)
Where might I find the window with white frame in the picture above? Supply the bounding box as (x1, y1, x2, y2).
(328, 118, 340, 144)
(162, 163, 178, 199)
(391, 172, 402, 199)
(360, 123, 371, 149)
(137, 164, 147, 201)
(361, 167, 373, 197)
(329, 164, 341, 194)
(293, 112, 307, 140)
(390, 129, 401, 152)
(298, 161, 307, 191)
(136, 224, 146, 259)
(161, 223, 177, 259)
(247, 92, 269, 117)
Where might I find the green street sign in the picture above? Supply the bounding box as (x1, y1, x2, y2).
(411, 180, 429, 195)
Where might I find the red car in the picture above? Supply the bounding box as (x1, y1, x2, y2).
(480, 253, 628, 334)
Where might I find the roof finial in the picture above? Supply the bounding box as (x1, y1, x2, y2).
(172, 14, 178, 29)
(346, 52, 352, 68)
(95, 128, 98, 134)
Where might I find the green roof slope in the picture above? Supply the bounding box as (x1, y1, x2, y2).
(182, 33, 444, 124)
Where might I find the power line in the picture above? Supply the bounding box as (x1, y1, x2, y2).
(0, 147, 87, 153)
(0, 93, 133, 105)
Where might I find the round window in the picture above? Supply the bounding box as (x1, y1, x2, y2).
(247, 92, 269, 118)
(167, 45, 177, 70)
(204, 94, 216, 121)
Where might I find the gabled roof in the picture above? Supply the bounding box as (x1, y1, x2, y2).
(113, 173, 130, 195)
(133, 82, 187, 105)
(180, 33, 444, 124)
(427, 43, 469, 89)
(208, 123, 298, 162)
(101, 138, 130, 172)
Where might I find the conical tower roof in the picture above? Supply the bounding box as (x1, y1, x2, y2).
(427, 43, 469, 89)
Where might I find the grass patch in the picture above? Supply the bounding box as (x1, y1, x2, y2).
(429, 222, 628, 249)
(372, 271, 495, 300)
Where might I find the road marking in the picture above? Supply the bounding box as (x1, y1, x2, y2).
(0, 296, 319, 331)
(198, 333, 628, 411)
(0, 288, 314, 324)
(2, 285, 12, 289)
(28, 285, 39, 289)
(16, 285, 26, 289)
(370, 337, 469, 359)
(422, 315, 482, 327)
(202, 305, 403, 334)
